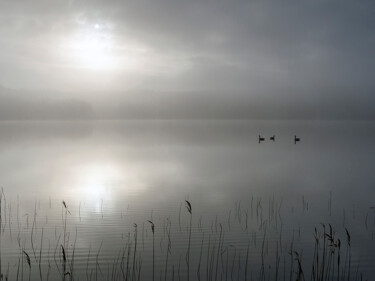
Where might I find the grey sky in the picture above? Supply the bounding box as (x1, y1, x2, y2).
(0, 0, 375, 118)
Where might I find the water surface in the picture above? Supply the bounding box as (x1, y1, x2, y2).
(0, 120, 374, 280)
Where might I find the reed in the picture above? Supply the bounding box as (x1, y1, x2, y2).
(164, 218, 171, 281)
(61, 245, 67, 281)
(132, 223, 138, 281)
(23, 250, 31, 281)
(148, 220, 155, 281)
(343, 228, 351, 281)
(197, 232, 204, 281)
(0, 192, 369, 281)
(0, 190, 2, 279)
(185, 200, 192, 281)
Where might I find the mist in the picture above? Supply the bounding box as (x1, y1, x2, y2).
(1, 85, 375, 120)
(0, 0, 374, 116)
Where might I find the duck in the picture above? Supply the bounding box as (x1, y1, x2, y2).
(294, 135, 300, 144)
(270, 135, 275, 142)
(258, 135, 265, 143)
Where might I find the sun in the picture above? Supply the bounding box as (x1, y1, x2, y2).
(60, 21, 176, 75)
(64, 23, 117, 70)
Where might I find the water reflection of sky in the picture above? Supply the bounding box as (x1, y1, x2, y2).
(0, 120, 375, 277)
(1, 120, 375, 208)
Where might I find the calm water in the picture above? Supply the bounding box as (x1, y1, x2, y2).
(0, 120, 374, 280)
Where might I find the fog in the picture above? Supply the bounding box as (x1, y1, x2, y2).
(0, 0, 374, 118)
(1, 85, 375, 120)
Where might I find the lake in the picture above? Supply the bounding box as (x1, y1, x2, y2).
(0, 120, 374, 280)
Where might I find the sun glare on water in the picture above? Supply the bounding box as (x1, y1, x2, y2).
(77, 164, 118, 204)
(68, 161, 147, 212)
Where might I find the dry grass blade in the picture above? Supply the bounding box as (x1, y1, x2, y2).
(148, 220, 154, 234)
(62, 201, 71, 215)
(185, 200, 192, 214)
(61, 245, 66, 262)
(23, 251, 31, 268)
(345, 228, 351, 246)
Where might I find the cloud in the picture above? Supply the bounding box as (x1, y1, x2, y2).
(0, 0, 374, 96)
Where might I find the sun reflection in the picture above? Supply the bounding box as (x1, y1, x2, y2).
(69, 162, 147, 212)
(72, 164, 120, 209)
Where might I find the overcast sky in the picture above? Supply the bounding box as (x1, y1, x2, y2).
(0, 0, 375, 99)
